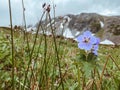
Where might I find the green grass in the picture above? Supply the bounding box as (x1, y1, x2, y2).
(0, 27, 120, 90)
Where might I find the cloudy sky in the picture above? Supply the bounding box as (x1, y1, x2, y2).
(0, 0, 120, 26)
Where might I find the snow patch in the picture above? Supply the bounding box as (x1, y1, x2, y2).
(63, 28, 81, 39)
(63, 28, 74, 38)
(38, 30, 52, 35)
(26, 27, 37, 33)
(100, 39, 115, 45)
(100, 21, 104, 28)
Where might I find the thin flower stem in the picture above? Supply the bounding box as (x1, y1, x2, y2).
(22, 0, 31, 58)
(42, 13, 48, 88)
(82, 75, 85, 90)
(23, 11, 45, 89)
(8, 0, 14, 89)
(109, 55, 120, 71)
(21, 0, 31, 89)
(48, 13, 64, 90)
(85, 51, 89, 61)
(77, 64, 81, 88)
(38, 22, 46, 88)
(99, 55, 109, 89)
(29, 34, 43, 87)
(51, 3, 57, 89)
(22, 0, 26, 41)
(22, 0, 30, 58)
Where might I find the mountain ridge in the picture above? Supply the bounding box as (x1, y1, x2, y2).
(40, 13, 120, 45)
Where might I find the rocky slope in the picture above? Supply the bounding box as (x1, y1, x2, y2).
(38, 13, 120, 45)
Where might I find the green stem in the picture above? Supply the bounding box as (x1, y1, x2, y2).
(48, 13, 64, 90)
(23, 11, 45, 89)
(109, 55, 120, 71)
(29, 34, 43, 88)
(51, 3, 57, 89)
(99, 55, 109, 89)
(22, 0, 26, 41)
(77, 64, 81, 88)
(86, 52, 88, 61)
(8, 0, 14, 89)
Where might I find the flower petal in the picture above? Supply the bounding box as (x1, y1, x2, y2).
(95, 38, 100, 45)
(93, 45, 99, 50)
(84, 43, 93, 50)
(77, 35, 84, 43)
(78, 43, 85, 49)
(89, 36, 97, 44)
(83, 31, 92, 37)
(92, 50, 98, 55)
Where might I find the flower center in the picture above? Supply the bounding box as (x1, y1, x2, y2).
(83, 37, 90, 43)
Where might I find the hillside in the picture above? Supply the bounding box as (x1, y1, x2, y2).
(39, 13, 120, 45)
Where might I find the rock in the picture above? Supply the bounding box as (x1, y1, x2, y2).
(36, 13, 120, 45)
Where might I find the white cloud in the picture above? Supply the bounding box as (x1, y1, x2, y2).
(53, 0, 69, 4)
(0, 0, 120, 26)
(100, 9, 119, 16)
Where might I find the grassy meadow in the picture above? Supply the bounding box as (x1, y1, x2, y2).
(0, 26, 120, 90)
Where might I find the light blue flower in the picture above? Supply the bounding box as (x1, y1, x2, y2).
(77, 31, 100, 56)
(77, 31, 96, 51)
